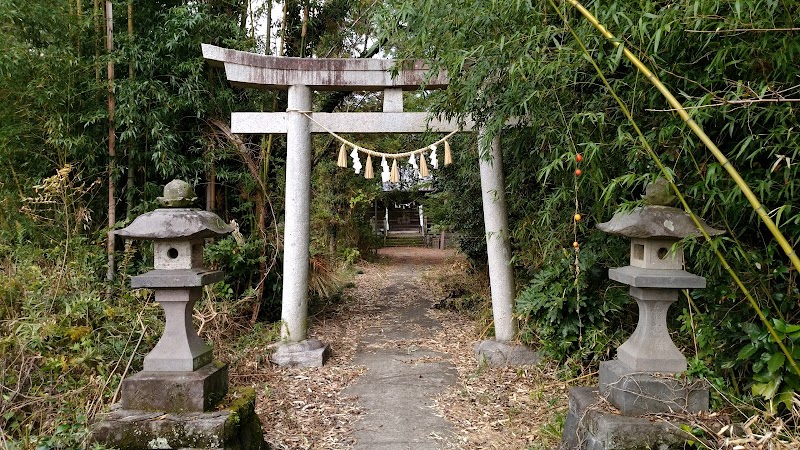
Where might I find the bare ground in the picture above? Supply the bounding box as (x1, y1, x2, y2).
(228, 247, 572, 449)
(217, 247, 799, 450)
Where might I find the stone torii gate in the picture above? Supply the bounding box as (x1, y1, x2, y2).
(202, 44, 534, 367)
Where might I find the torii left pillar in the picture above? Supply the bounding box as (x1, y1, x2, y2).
(269, 84, 332, 367)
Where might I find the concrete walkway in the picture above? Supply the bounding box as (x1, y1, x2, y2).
(342, 248, 459, 449)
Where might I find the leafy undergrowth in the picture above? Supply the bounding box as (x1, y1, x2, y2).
(0, 239, 280, 449)
(2, 239, 798, 449)
(0, 241, 152, 449)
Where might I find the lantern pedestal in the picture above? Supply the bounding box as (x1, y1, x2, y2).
(93, 387, 265, 450)
(561, 387, 697, 450)
(599, 360, 709, 416)
(615, 286, 688, 373)
(121, 361, 229, 413)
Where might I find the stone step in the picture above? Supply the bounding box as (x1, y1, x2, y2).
(384, 235, 425, 247)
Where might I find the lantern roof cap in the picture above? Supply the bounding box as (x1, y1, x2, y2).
(597, 205, 723, 239)
(116, 180, 232, 240)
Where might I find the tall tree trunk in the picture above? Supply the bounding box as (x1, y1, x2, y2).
(94, 0, 100, 82)
(300, 0, 308, 57)
(125, 0, 135, 221)
(106, 0, 116, 282)
(279, 1, 288, 56)
(207, 155, 216, 212)
(266, 0, 272, 54)
(76, 0, 83, 57)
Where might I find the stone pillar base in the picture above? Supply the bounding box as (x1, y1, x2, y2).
(474, 340, 540, 367)
(92, 387, 267, 450)
(121, 361, 228, 413)
(560, 387, 694, 450)
(599, 360, 709, 416)
(270, 339, 330, 367)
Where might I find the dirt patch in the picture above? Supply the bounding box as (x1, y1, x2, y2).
(232, 247, 573, 449)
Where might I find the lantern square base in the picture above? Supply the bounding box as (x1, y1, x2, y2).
(560, 387, 696, 450)
(121, 361, 228, 413)
(599, 360, 709, 416)
(93, 387, 266, 450)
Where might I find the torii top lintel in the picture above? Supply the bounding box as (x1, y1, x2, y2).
(201, 44, 448, 91)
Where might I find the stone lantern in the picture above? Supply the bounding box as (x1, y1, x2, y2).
(115, 179, 231, 410)
(93, 180, 266, 450)
(595, 179, 723, 415)
(561, 180, 724, 450)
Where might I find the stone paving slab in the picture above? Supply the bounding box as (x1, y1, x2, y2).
(342, 259, 458, 449)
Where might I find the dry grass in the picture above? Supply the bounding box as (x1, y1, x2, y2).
(219, 248, 580, 449)
(215, 247, 798, 449)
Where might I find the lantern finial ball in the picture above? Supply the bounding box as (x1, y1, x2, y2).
(158, 179, 197, 207)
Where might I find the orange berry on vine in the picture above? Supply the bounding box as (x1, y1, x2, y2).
(574, 213, 582, 221)
(575, 169, 582, 176)
(576, 153, 583, 162)
(573, 241, 580, 248)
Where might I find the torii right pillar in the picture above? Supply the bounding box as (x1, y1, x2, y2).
(474, 127, 540, 367)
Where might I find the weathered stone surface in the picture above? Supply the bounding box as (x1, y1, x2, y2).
(202, 44, 448, 91)
(383, 88, 404, 112)
(153, 240, 205, 270)
(157, 179, 197, 207)
(597, 205, 723, 239)
(616, 287, 687, 373)
(474, 340, 541, 367)
(115, 208, 232, 240)
(479, 129, 516, 342)
(280, 86, 313, 343)
(609, 266, 706, 289)
(270, 339, 330, 367)
(131, 269, 225, 289)
(628, 237, 684, 270)
(643, 178, 677, 206)
(93, 387, 267, 450)
(231, 111, 473, 134)
(599, 361, 709, 416)
(561, 387, 694, 450)
(122, 362, 228, 412)
(143, 287, 212, 372)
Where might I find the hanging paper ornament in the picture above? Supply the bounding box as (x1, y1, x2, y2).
(381, 156, 390, 183)
(337, 144, 348, 168)
(429, 144, 439, 169)
(408, 154, 418, 171)
(390, 158, 400, 183)
(365, 155, 374, 179)
(444, 141, 453, 166)
(350, 147, 362, 174)
(419, 153, 429, 177)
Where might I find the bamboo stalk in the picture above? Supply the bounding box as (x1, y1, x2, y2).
(266, 0, 272, 54)
(106, 0, 116, 283)
(300, 1, 309, 57)
(555, 0, 800, 377)
(565, 0, 800, 276)
(94, 0, 100, 82)
(126, 0, 134, 221)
